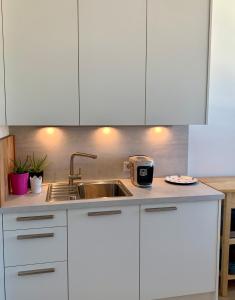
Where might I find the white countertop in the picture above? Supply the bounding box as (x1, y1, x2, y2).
(1, 178, 224, 213)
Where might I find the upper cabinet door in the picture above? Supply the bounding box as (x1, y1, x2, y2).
(146, 0, 210, 125)
(3, 0, 79, 125)
(0, 8, 5, 126)
(79, 0, 146, 125)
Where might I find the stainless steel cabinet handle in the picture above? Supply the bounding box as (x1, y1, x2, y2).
(17, 233, 54, 240)
(145, 207, 177, 213)
(18, 268, 55, 276)
(88, 210, 122, 217)
(16, 215, 54, 222)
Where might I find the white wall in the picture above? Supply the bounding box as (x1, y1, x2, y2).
(188, 0, 235, 176)
(0, 2, 6, 128)
(0, 126, 9, 138)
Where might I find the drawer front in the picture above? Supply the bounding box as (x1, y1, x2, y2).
(4, 227, 67, 267)
(5, 261, 68, 300)
(3, 210, 67, 230)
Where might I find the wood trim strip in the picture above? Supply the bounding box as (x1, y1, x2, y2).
(0, 135, 15, 207)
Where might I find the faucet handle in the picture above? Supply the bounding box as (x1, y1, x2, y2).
(68, 174, 82, 180)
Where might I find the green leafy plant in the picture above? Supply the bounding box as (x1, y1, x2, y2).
(29, 153, 48, 173)
(12, 156, 30, 174)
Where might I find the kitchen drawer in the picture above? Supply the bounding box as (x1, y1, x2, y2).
(4, 227, 67, 267)
(3, 210, 67, 230)
(5, 261, 68, 300)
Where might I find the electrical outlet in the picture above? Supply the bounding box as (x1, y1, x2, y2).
(123, 161, 130, 172)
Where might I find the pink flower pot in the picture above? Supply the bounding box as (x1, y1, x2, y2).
(9, 173, 29, 195)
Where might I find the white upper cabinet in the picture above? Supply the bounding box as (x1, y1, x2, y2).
(146, 0, 210, 125)
(3, 0, 79, 125)
(79, 0, 146, 125)
(2, 0, 210, 126)
(0, 8, 5, 126)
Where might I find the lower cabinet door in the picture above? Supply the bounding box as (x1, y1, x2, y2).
(140, 201, 219, 300)
(0, 215, 4, 300)
(68, 206, 139, 300)
(5, 262, 68, 300)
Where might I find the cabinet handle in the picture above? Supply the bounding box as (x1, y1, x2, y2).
(18, 268, 55, 277)
(17, 233, 54, 240)
(145, 207, 177, 213)
(16, 215, 54, 222)
(88, 210, 122, 217)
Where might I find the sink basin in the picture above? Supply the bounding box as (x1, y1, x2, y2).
(77, 181, 132, 199)
(46, 180, 132, 202)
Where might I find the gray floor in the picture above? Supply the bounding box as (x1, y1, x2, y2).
(219, 285, 235, 300)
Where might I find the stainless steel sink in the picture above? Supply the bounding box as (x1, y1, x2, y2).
(46, 180, 132, 202)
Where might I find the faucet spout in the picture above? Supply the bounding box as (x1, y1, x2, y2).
(69, 152, 97, 185)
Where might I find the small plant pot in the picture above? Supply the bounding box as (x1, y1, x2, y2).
(9, 172, 29, 195)
(30, 176, 43, 194)
(28, 171, 44, 188)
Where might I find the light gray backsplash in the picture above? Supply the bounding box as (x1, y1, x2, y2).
(9, 126, 188, 182)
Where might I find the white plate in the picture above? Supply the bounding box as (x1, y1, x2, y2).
(165, 175, 198, 185)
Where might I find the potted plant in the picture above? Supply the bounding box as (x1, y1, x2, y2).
(29, 153, 47, 185)
(9, 157, 30, 195)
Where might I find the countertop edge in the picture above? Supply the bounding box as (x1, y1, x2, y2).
(0, 193, 224, 214)
(1, 178, 225, 214)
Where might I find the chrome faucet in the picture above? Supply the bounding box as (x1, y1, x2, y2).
(69, 152, 98, 185)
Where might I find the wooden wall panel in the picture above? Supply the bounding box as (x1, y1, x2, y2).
(0, 135, 15, 206)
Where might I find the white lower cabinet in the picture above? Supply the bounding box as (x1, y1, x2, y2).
(140, 201, 219, 300)
(2, 202, 220, 300)
(3, 210, 68, 300)
(68, 206, 139, 300)
(5, 261, 68, 300)
(0, 215, 5, 300)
